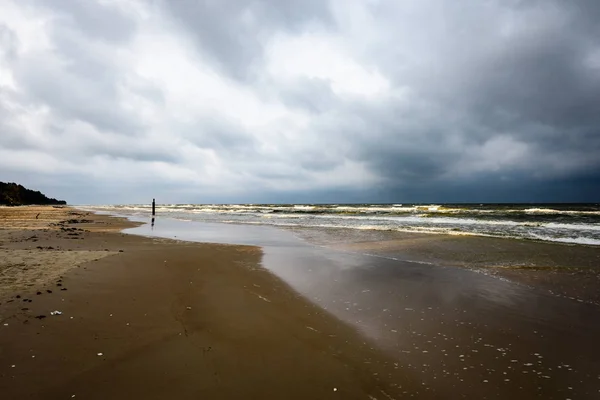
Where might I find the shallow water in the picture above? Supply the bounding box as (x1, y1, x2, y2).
(88, 203, 600, 246)
(126, 216, 600, 399)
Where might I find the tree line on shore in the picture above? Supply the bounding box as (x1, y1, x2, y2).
(0, 182, 66, 206)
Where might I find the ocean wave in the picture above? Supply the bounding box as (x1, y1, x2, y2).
(83, 204, 600, 246)
(529, 235, 600, 246)
(87, 203, 600, 217)
(257, 213, 599, 231)
(545, 222, 600, 231)
(324, 215, 523, 226)
(218, 220, 600, 246)
(521, 208, 600, 216)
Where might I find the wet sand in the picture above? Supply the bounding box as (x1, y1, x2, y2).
(0, 207, 422, 399)
(129, 218, 600, 399)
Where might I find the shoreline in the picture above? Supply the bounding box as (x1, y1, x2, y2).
(0, 206, 421, 399)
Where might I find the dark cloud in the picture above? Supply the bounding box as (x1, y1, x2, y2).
(303, 0, 600, 195)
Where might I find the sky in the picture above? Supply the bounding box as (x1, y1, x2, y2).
(0, 0, 599, 204)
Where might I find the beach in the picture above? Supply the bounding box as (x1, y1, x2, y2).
(2, 206, 600, 399)
(0, 207, 419, 399)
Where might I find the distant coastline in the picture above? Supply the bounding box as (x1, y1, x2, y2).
(0, 182, 66, 206)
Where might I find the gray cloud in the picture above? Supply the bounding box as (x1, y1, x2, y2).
(310, 0, 600, 192)
(33, 0, 136, 43)
(0, 0, 598, 203)
(159, 0, 334, 81)
(277, 77, 337, 114)
(11, 5, 142, 136)
(182, 116, 257, 155)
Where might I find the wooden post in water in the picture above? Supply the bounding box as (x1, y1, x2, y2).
(152, 198, 156, 216)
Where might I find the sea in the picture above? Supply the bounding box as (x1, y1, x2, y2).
(85, 203, 600, 246)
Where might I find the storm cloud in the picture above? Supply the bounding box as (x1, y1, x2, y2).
(0, 0, 598, 204)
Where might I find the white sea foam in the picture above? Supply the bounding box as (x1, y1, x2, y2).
(522, 208, 600, 216)
(545, 222, 600, 231)
(529, 235, 600, 246)
(293, 205, 316, 210)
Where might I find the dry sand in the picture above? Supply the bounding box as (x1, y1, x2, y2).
(0, 207, 134, 299)
(0, 207, 423, 399)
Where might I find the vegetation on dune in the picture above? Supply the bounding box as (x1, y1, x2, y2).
(0, 182, 66, 206)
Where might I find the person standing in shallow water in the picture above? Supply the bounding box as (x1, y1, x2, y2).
(151, 199, 156, 229)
